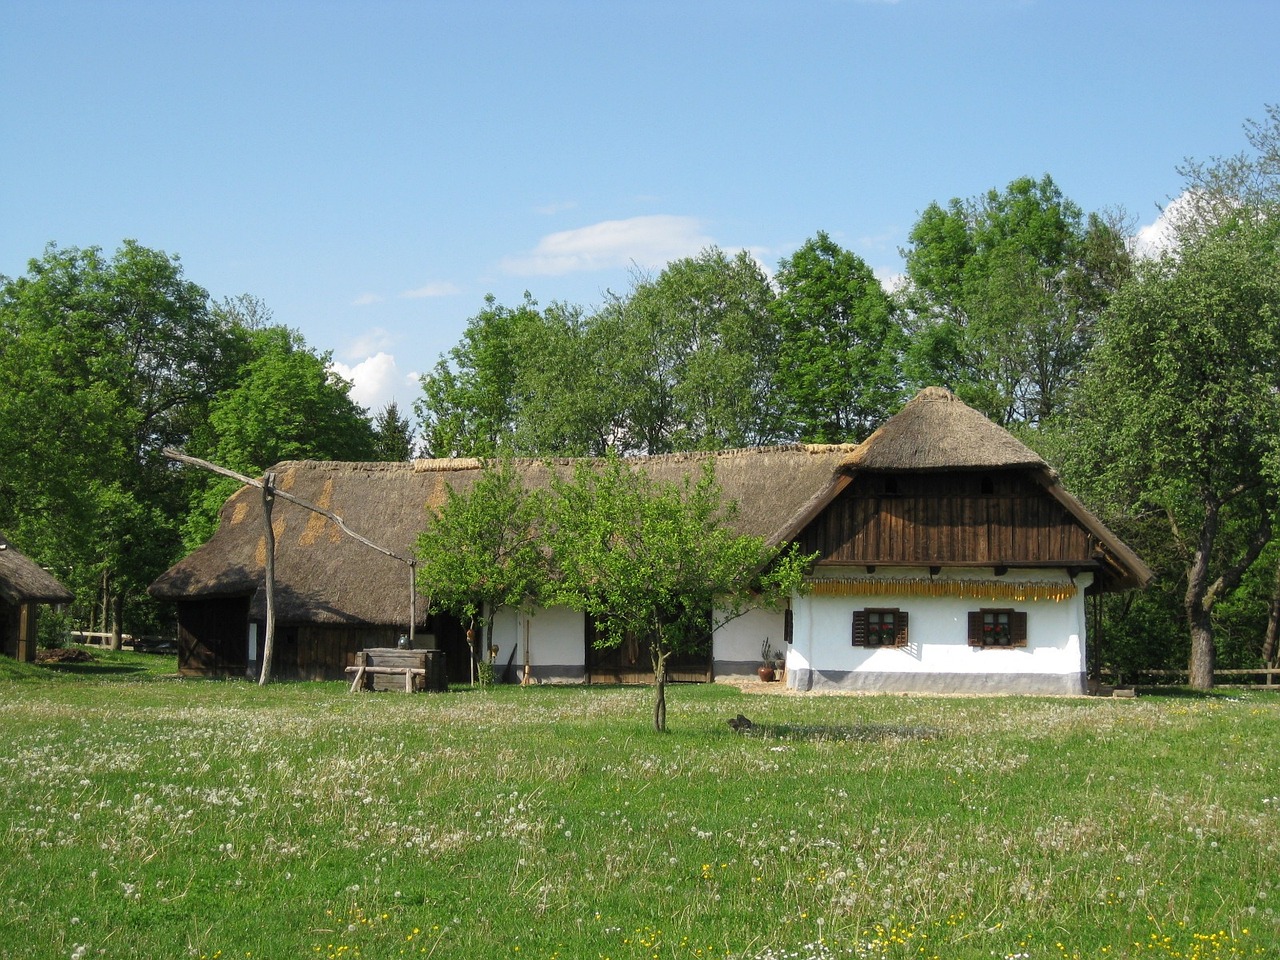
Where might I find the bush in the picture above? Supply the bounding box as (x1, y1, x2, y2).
(37, 608, 74, 650)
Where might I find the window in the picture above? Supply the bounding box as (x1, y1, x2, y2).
(968, 609, 1028, 648)
(853, 608, 908, 647)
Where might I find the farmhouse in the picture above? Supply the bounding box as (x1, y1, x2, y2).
(0, 534, 74, 662)
(150, 387, 1151, 693)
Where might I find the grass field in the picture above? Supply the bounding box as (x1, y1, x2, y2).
(1, 650, 1276, 959)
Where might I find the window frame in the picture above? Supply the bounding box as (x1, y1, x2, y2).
(852, 607, 909, 648)
(967, 608, 1028, 648)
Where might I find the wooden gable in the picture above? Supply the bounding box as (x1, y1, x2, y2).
(796, 470, 1102, 570)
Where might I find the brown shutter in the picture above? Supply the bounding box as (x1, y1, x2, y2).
(1012, 610, 1028, 645)
(852, 610, 866, 646)
(967, 610, 983, 646)
(895, 610, 909, 646)
(784, 608, 794, 645)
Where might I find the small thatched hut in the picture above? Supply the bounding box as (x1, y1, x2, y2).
(151, 387, 1152, 693)
(0, 534, 74, 662)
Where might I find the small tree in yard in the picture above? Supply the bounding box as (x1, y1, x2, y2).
(546, 455, 814, 732)
(415, 460, 548, 681)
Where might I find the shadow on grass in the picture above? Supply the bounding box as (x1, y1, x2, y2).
(736, 720, 942, 743)
(42, 661, 155, 677)
(1133, 685, 1270, 700)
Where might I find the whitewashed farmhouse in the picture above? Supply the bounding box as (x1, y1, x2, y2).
(150, 387, 1151, 694)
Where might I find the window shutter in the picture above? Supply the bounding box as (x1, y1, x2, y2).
(784, 608, 794, 645)
(1012, 611, 1028, 645)
(967, 610, 983, 645)
(852, 610, 866, 646)
(895, 610, 909, 646)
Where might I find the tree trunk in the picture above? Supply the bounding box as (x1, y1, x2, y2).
(258, 473, 277, 686)
(1188, 605, 1216, 690)
(1185, 498, 1218, 691)
(109, 591, 124, 652)
(1262, 559, 1280, 668)
(652, 645, 668, 732)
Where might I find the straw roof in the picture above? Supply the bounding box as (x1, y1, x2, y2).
(148, 446, 857, 625)
(150, 387, 1152, 621)
(844, 386, 1047, 472)
(0, 534, 74, 605)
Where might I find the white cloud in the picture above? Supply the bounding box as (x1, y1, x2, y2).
(876, 268, 908, 294)
(1132, 191, 1214, 259)
(329, 352, 402, 413)
(341, 327, 395, 362)
(400, 281, 460, 299)
(351, 292, 384, 306)
(501, 215, 714, 276)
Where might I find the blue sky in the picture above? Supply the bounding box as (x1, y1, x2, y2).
(2, 1, 1276, 415)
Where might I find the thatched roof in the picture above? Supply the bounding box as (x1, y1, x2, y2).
(150, 387, 1152, 621)
(834, 387, 1153, 590)
(0, 534, 74, 605)
(844, 386, 1047, 472)
(148, 445, 858, 625)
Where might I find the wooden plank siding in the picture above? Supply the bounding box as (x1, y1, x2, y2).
(177, 597, 251, 677)
(798, 471, 1099, 568)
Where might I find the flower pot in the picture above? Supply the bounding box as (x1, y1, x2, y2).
(757, 665, 775, 682)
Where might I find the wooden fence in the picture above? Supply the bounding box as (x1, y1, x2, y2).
(71, 631, 177, 653)
(1101, 667, 1280, 690)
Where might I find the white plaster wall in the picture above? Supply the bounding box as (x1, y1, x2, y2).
(789, 566, 1091, 689)
(488, 605, 586, 682)
(712, 605, 788, 677)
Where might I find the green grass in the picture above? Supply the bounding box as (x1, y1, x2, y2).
(0, 655, 1276, 959)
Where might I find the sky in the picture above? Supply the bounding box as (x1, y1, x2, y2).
(2, 0, 1276, 417)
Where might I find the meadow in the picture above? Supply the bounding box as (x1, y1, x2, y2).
(0, 651, 1276, 960)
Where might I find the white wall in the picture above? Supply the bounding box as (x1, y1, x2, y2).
(712, 605, 789, 680)
(788, 566, 1092, 695)
(489, 605, 586, 683)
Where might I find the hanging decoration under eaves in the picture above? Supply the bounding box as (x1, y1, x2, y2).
(808, 577, 1078, 603)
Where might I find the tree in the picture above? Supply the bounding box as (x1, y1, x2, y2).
(612, 248, 781, 452)
(372, 401, 416, 461)
(181, 325, 378, 547)
(772, 232, 904, 442)
(546, 456, 814, 731)
(415, 460, 548, 679)
(510, 301, 627, 457)
(415, 294, 544, 458)
(1174, 103, 1280, 234)
(1071, 215, 1280, 689)
(0, 241, 243, 646)
(900, 175, 1131, 425)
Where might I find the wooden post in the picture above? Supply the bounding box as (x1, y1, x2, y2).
(408, 560, 417, 647)
(259, 471, 277, 686)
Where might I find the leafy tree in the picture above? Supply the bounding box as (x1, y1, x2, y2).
(181, 325, 377, 547)
(772, 232, 904, 442)
(415, 294, 544, 458)
(372, 401, 416, 461)
(1071, 214, 1280, 689)
(1175, 103, 1280, 234)
(546, 456, 814, 731)
(416, 249, 778, 460)
(900, 175, 1131, 425)
(611, 248, 781, 453)
(0, 241, 242, 645)
(415, 460, 548, 677)
(510, 301, 627, 457)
